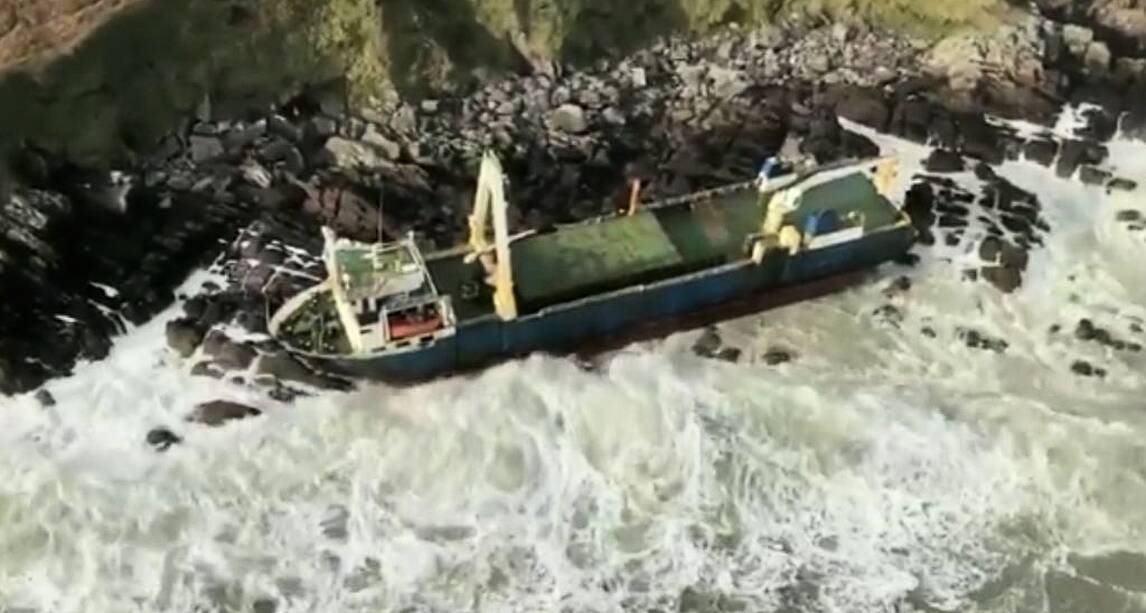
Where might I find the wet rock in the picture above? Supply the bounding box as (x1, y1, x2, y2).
(1023, 139, 1057, 166)
(1108, 178, 1138, 192)
(1070, 360, 1106, 378)
(883, 275, 912, 296)
(1079, 165, 1112, 186)
(166, 318, 205, 358)
(873, 304, 904, 327)
(146, 427, 182, 451)
(255, 352, 348, 390)
(981, 266, 1022, 293)
(1056, 140, 1088, 178)
(190, 361, 224, 379)
(1075, 319, 1098, 341)
(34, 389, 56, 407)
(716, 348, 742, 363)
(201, 331, 257, 370)
(924, 149, 965, 173)
(550, 104, 588, 134)
(831, 86, 890, 131)
(763, 348, 794, 365)
(957, 327, 1008, 353)
(692, 327, 722, 358)
(188, 400, 262, 426)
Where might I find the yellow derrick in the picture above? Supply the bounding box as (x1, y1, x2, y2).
(465, 151, 519, 321)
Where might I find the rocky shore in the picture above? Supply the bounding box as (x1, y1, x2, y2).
(1, 2, 1144, 399)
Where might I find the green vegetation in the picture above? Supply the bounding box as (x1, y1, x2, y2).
(0, 0, 1014, 170)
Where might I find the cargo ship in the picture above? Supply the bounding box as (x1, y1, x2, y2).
(268, 150, 916, 382)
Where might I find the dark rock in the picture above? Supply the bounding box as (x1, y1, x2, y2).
(888, 98, 932, 143)
(957, 115, 1004, 165)
(921, 327, 937, 338)
(256, 352, 349, 390)
(692, 327, 722, 358)
(1108, 178, 1137, 192)
(201, 331, 257, 370)
(183, 295, 208, 322)
(1116, 210, 1143, 222)
(1079, 165, 1112, 185)
(957, 327, 1008, 352)
(832, 86, 890, 131)
(716, 348, 742, 363)
(1075, 319, 1098, 341)
(981, 266, 1022, 293)
(166, 318, 205, 358)
(1056, 140, 1088, 178)
(189, 400, 262, 426)
(190, 361, 224, 379)
(973, 162, 997, 182)
(1070, 360, 1106, 378)
(884, 276, 912, 296)
(252, 598, 278, 613)
(979, 236, 1003, 262)
(1023, 139, 1058, 166)
(763, 348, 793, 365)
(873, 304, 904, 327)
(924, 149, 965, 173)
(146, 427, 182, 451)
(34, 389, 56, 407)
(1076, 107, 1119, 142)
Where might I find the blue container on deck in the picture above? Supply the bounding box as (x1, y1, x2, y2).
(804, 209, 843, 237)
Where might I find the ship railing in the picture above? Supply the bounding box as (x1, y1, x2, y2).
(634, 153, 899, 213)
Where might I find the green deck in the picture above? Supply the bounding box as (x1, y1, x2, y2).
(423, 170, 900, 323)
(511, 214, 685, 306)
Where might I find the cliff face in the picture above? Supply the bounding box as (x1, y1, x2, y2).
(0, 0, 1054, 172)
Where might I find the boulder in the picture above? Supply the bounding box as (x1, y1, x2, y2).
(1079, 166, 1113, 186)
(146, 427, 182, 451)
(550, 104, 588, 134)
(360, 125, 402, 161)
(762, 348, 794, 365)
(981, 265, 1023, 293)
(1056, 140, 1088, 178)
(166, 318, 205, 358)
(255, 352, 349, 390)
(924, 149, 965, 173)
(833, 87, 890, 131)
(692, 328, 722, 358)
(201, 330, 256, 370)
(1108, 178, 1138, 192)
(188, 400, 261, 426)
(1023, 139, 1058, 166)
(34, 389, 56, 407)
(324, 137, 386, 170)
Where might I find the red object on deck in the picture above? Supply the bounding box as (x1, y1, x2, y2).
(389, 312, 442, 339)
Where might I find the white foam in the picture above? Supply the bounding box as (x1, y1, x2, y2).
(2, 107, 1146, 612)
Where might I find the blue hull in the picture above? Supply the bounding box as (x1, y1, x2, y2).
(300, 226, 914, 382)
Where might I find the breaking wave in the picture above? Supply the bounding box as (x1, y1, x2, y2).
(1, 105, 1145, 612)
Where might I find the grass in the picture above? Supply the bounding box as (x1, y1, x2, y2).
(0, 0, 1015, 173)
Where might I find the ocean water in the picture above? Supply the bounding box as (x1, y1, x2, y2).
(1, 107, 1145, 613)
